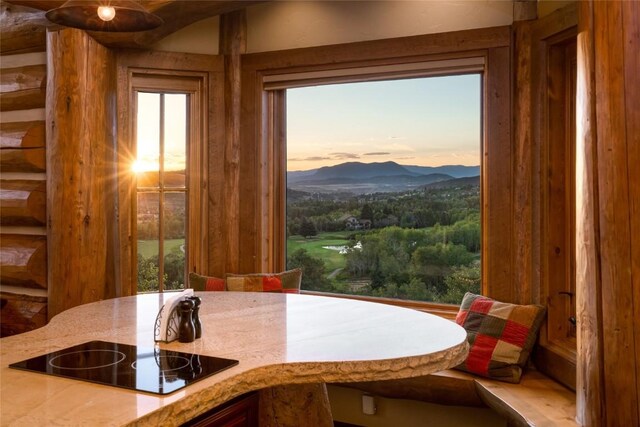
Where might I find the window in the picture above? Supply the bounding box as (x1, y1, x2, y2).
(121, 70, 208, 294)
(135, 92, 187, 292)
(245, 27, 511, 317)
(285, 75, 482, 304)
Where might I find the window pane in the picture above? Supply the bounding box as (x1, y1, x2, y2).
(135, 92, 161, 187)
(286, 75, 481, 304)
(163, 192, 186, 290)
(164, 94, 187, 189)
(137, 192, 160, 292)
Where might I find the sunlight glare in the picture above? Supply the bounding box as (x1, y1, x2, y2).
(132, 160, 158, 174)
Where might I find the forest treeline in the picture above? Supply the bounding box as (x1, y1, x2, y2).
(286, 184, 481, 304)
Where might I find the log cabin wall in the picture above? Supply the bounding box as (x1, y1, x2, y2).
(46, 28, 118, 319)
(0, 1, 49, 337)
(576, 1, 639, 425)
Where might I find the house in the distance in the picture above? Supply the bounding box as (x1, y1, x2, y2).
(339, 214, 372, 231)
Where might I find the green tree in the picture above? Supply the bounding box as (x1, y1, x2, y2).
(299, 217, 318, 238)
(137, 254, 166, 292)
(441, 261, 481, 304)
(164, 246, 185, 290)
(360, 204, 374, 222)
(287, 248, 331, 292)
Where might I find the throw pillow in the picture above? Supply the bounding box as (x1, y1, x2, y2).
(225, 268, 302, 293)
(455, 292, 546, 383)
(188, 272, 226, 292)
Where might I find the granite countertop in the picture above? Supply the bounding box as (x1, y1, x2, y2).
(0, 292, 468, 426)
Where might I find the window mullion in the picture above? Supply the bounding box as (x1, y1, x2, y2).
(158, 94, 165, 293)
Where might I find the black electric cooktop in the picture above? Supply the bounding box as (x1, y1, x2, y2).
(9, 341, 238, 395)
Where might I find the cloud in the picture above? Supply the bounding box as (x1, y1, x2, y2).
(364, 152, 390, 156)
(288, 156, 334, 162)
(329, 152, 360, 160)
(304, 156, 331, 161)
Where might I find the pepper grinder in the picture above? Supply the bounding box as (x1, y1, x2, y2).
(178, 299, 195, 343)
(189, 296, 202, 339)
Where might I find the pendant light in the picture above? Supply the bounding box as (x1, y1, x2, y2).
(46, 1, 163, 32)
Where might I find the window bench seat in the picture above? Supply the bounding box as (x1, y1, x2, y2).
(335, 369, 578, 427)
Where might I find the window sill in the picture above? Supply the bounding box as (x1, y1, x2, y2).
(300, 290, 460, 321)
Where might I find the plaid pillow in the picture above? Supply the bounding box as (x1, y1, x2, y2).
(188, 272, 226, 292)
(455, 292, 546, 383)
(225, 269, 302, 294)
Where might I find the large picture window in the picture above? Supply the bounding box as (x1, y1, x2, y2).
(285, 75, 481, 303)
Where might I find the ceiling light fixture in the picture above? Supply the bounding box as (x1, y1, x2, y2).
(46, 1, 163, 32)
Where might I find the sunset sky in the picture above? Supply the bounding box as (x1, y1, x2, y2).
(134, 74, 481, 175)
(286, 74, 481, 171)
(135, 92, 186, 173)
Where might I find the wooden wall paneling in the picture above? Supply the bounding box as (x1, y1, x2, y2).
(114, 55, 134, 297)
(592, 1, 639, 425)
(207, 62, 226, 277)
(0, 179, 46, 225)
(219, 10, 246, 274)
(0, 120, 45, 148)
(0, 1, 48, 55)
(0, 65, 46, 111)
(512, 20, 535, 305)
(0, 234, 46, 289)
(483, 46, 513, 303)
(0, 291, 47, 337)
(46, 28, 117, 318)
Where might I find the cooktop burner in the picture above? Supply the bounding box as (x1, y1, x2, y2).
(9, 341, 238, 395)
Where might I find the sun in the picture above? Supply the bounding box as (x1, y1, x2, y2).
(131, 160, 158, 174)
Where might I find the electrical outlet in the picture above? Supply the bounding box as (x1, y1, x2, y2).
(362, 394, 376, 415)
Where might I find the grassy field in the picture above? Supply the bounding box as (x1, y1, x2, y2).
(287, 231, 352, 272)
(138, 239, 184, 259)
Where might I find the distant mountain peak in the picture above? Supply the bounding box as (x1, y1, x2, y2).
(311, 161, 413, 180)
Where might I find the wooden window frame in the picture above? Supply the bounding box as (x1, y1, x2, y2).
(116, 51, 217, 296)
(516, 2, 578, 390)
(239, 27, 512, 317)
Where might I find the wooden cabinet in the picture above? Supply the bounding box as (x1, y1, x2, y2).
(183, 392, 258, 427)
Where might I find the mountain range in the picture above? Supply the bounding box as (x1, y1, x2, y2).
(287, 161, 479, 194)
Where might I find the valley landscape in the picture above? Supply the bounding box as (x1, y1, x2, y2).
(285, 161, 481, 304)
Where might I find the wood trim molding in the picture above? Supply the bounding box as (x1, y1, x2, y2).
(116, 50, 220, 294)
(239, 27, 512, 310)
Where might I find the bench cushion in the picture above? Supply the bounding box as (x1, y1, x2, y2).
(455, 293, 545, 383)
(189, 272, 225, 291)
(226, 268, 302, 293)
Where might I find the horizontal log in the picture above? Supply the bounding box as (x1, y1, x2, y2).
(0, 179, 46, 225)
(0, 291, 47, 337)
(0, 147, 45, 172)
(0, 120, 45, 148)
(0, 234, 47, 289)
(0, 65, 46, 111)
(0, 2, 49, 54)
